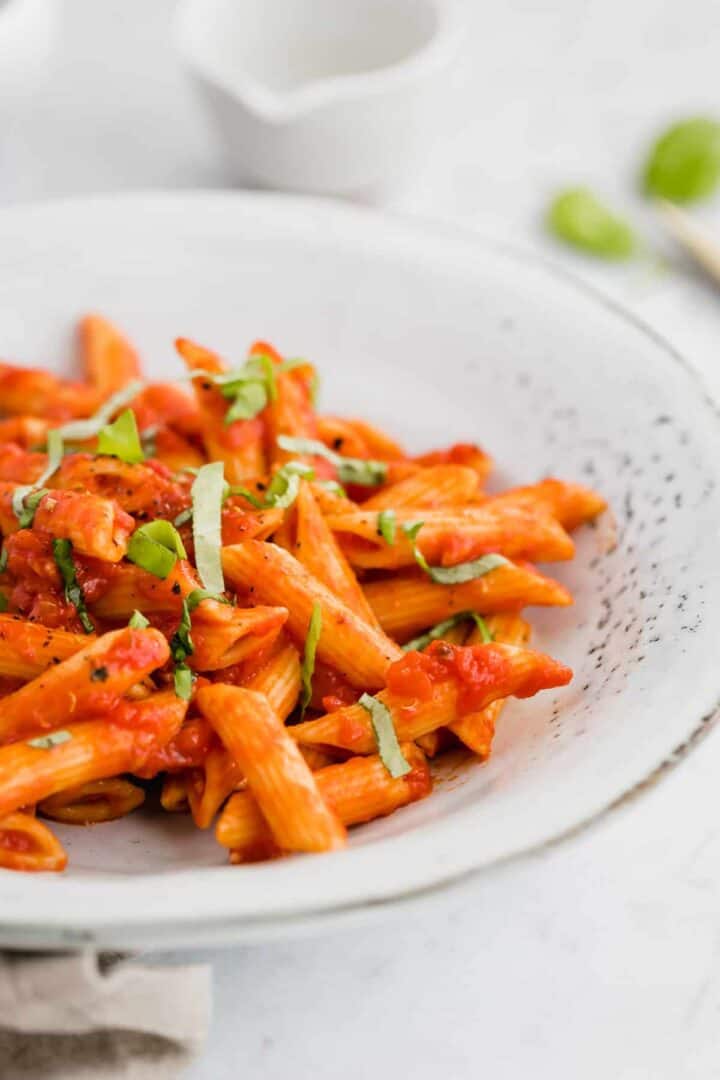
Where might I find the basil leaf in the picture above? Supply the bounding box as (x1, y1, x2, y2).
(56, 379, 145, 442)
(173, 663, 194, 701)
(418, 553, 509, 585)
(277, 434, 387, 487)
(315, 479, 347, 498)
(127, 520, 187, 580)
(186, 588, 227, 612)
(377, 509, 396, 545)
(547, 188, 636, 259)
(224, 380, 268, 425)
(225, 485, 265, 509)
(191, 462, 225, 594)
(0, 593, 8, 612)
(173, 507, 193, 527)
(96, 408, 145, 464)
(128, 609, 150, 629)
(644, 117, 720, 203)
(0, 546, 7, 574)
(299, 602, 322, 720)
(140, 425, 159, 459)
(52, 538, 94, 634)
(27, 730, 72, 749)
(358, 693, 411, 778)
(13, 487, 49, 529)
(401, 521, 508, 584)
(403, 611, 493, 652)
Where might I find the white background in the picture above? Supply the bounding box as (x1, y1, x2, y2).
(4, 1, 720, 1076)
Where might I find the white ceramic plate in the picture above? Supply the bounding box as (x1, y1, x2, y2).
(0, 193, 718, 950)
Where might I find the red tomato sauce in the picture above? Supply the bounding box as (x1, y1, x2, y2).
(387, 642, 514, 716)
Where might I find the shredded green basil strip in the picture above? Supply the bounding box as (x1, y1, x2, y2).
(173, 507, 193, 527)
(127, 520, 187, 580)
(0, 593, 8, 612)
(191, 462, 225, 594)
(128, 609, 150, 629)
(277, 434, 387, 487)
(224, 380, 268, 425)
(13, 487, 49, 529)
(56, 379, 145, 443)
(226, 485, 265, 509)
(377, 509, 396, 545)
(186, 588, 227, 613)
(358, 693, 411, 778)
(52, 538, 94, 634)
(0, 546, 7, 574)
(173, 663, 194, 701)
(27, 730, 72, 749)
(169, 596, 195, 700)
(403, 611, 493, 652)
(299, 602, 322, 720)
(316, 479, 347, 498)
(401, 521, 508, 584)
(96, 407, 145, 464)
(263, 461, 315, 510)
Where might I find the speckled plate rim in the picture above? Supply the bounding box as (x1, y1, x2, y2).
(0, 191, 718, 950)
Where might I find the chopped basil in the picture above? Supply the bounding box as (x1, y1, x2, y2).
(277, 435, 387, 487)
(358, 693, 411, 778)
(0, 593, 8, 612)
(315, 479, 347, 498)
(547, 188, 636, 259)
(644, 117, 720, 203)
(0, 546, 7, 574)
(402, 520, 508, 584)
(27, 730, 72, 750)
(173, 664, 194, 701)
(211, 354, 278, 425)
(128, 609, 150, 629)
(264, 461, 315, 510)
(224, 380, 268, 424)
(52, 539, 94, 634)
(140, 425, 159, 459)
(186, 588, 227, 612)
(13, 487, 49, 529)
(127, 520, 187, 580)
(299, 602, 322, 720)
(173, 507, 193, 527)
(56, 380, 145, 443)
(377, 509, 396, 545)
(225, 485, 265, 509)
(403, 612, 493, 652)
(96, 408, 145, 464)
(191, 462, 225, 594)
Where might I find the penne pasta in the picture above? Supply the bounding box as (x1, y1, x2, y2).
(0, 627, 170, 744)
(363, 563, 572, 641)
(361, 465, 481, 511)
(217, 744, 431, 860)
(79, 314, 142, 396)
(39, 776, 145, 824)
(0, 812, 68, 872)
(291, 642, 572, 753)
(197, 685, 346, 853)
(222, 541, 402, 689)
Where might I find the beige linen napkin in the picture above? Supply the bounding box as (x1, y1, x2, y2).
(0, 951, 211, 1079)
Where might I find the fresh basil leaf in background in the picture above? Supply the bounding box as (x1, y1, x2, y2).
(547, 188, 636, 259)
(644, 117, 720, 203)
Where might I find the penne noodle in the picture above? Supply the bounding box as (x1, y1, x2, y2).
(175, 337, 266, 481)
(415, 442, 493, 486)
(0, 627, 170, 744)
(291, 642, 572, 753)
(0, 812, 68, 872)
(484, 478, 608, 531)
(222, 541, 402, 689)
(187, 744, 243, 829)
(0, 691, 186, 818)
(39, 776, 145, 824)
(0, 615, 91, 679)
(0, 362, 98, 420)
(361, 465, 481, 511)
(244, 636, 302, 720)
(449, 613, 532, 756)
(363, 563, 572, 641)
(78, 314, 142, 395)
(198, 685, 346, 854)
(290, 482, 381, 628)
(325, 504, 574, 569)
(160, 772, 192, 813)
(217, 744, 431, 860)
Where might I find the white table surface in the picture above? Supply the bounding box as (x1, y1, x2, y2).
(4, 1, 720, 1076)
